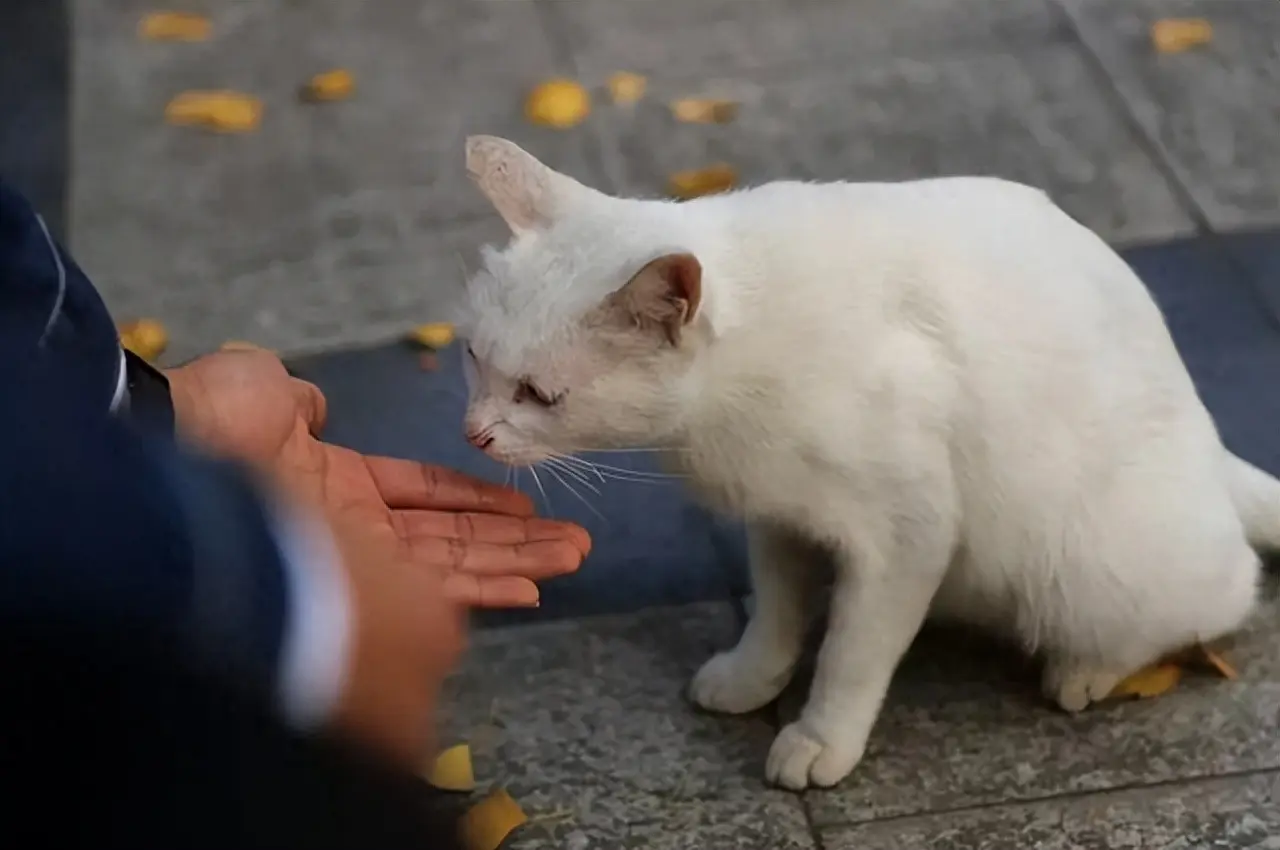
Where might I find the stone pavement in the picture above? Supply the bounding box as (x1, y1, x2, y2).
(69, 0, 1280, 361)
(59, 0, 1280, 847)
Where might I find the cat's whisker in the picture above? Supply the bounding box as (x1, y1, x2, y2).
(545, 457, 600, 495)
(571, 447, 691, 455)
(576, 458, 686, 481)
(529, 465, 551, 512)
(545, 465, 607, 523)
(560, 456, 674, 486)
(557, 454, 608, 484)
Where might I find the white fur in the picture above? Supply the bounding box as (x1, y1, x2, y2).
(457, 136, 1280, 790)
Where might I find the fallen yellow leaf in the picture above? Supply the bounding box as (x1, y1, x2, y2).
(1151, 18, 1213, 54)
(1198, 647, 1239, 681)
(426, 743, 476, 792)
(165, 90, 263, 133)
(1108, 663, 1183, 700)
(119, 319, 169, 362)
(525, 78, 591, 129)
(409, 322, 455, 349)
(668, 164, 738, 200)
(1169, 643, 1240, 680)
(670, 98, 738, 124)
(301, 69, 355, 102)
(459, 788, 526, 850)
(607, 71, 647, 105)
(138, 11, 211, 41)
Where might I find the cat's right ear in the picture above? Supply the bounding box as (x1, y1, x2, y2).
(465, 135, 585, 236)
(607, 253, 702, 346)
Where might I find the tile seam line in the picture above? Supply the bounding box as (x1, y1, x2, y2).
(1044, 0, 1213, 238)
(811, 763, 1280, 832)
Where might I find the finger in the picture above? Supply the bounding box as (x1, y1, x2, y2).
(396, 510, 592, 554)
(218, 340, 264, 352)
(444, 574, 541, 609)
(365, 457, 533, 516)
(407, 537, 584, 580)
(291, 378, 328, 435)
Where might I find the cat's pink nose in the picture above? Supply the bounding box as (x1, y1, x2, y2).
(466, 430, 494, 450)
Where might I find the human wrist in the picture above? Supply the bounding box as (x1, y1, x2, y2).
(163, 364, 208, 439)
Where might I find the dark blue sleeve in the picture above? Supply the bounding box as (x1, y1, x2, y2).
(0, 177, 122, 412)
(0, 360, 292, 703)
(0, 178, 294, 707)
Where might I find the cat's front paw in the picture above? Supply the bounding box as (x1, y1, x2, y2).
(688, 650, 788, 715)
(765, 720, 863, 791)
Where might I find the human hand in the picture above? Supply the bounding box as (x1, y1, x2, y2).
(166, 345, 590, 607)
(322, 508, 465, 765)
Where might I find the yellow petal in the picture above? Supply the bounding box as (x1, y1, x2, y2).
(525, 79, 591, 129)
(459, 788, 526, 850)
(165, 91, 263, 132)
(1151, 18, 1213, 54)
(425, 743, 476, 793)
(1109, 663, 1183, 700)
(119, 319, 169, 362)
(607, 72, 647, 105)
(668, 164, 738, 200)
(670, 98, 738, 124)
(138, 11, 211, 41)
(409, 322, 455, 349)
(302, 69, 356, 102)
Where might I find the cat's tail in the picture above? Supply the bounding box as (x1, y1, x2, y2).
(1225, 452, 1280, 552)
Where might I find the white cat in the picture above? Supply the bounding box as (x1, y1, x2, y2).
(453, 135, 1280, 791)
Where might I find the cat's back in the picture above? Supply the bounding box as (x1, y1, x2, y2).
(704, 174, 1163, 351)
(691, 174, 1196, 452)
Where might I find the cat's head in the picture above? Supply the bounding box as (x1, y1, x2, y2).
(455, 136, 707, 467)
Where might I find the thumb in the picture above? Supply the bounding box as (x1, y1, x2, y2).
(291, 378, 329, 435)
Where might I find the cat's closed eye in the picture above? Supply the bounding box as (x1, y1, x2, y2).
(515, 379, 561, 407)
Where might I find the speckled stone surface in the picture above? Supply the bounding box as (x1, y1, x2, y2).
(69, 0, 608, 361)
(1061, 0, 1280, 232)
(438, 586, 1280, 848)
(595, 43, 1195, 245)
(436, 602, 815, 849)
(797, 590, 1280, 827)
(63, 0, 1258, 354)
(548, 0, 1070, 82)
(821, 773, 1280, 849)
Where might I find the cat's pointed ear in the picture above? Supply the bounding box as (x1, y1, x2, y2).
(607, 253, 702, 346)
(465, 135, 586, 235)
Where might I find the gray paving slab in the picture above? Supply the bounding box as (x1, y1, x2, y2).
(595, 43, 1196, 245)
(549, 0, 1069, 82)
(1060, 0, 1280, 232)
(787, 589, 1280, 827)
(69, 0, 606, 361)
(436, 601, 815, 849)
(821, 772, 1280, 849)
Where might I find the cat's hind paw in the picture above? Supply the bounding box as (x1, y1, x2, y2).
(688, 650, 789, 715)
(1042, 659, 1124, 713)
(765, 720, 863, 791)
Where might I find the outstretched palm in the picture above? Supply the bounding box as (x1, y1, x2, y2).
(167, 346, 589, 607)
